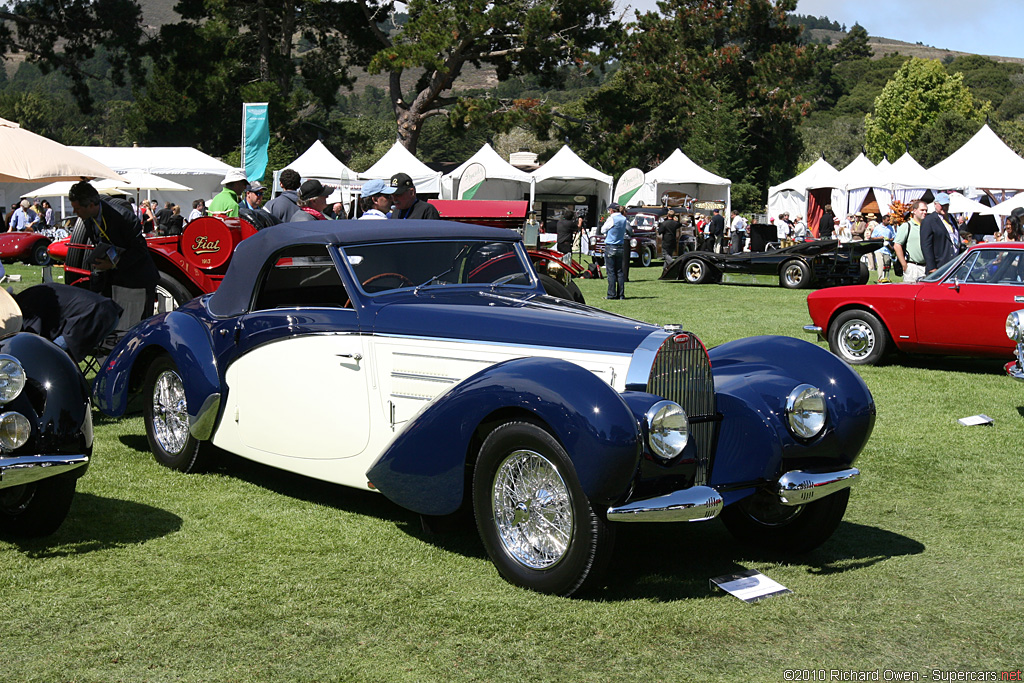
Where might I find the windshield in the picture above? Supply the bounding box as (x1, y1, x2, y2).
(919, 254, 961, 283)
(342, 239, 536, 295)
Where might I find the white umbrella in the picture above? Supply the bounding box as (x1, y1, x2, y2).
(113, 170, 192, 193)
(947, 192, 991, 215)
(23, 180, 129, 198)
(0, 117, 122, 182)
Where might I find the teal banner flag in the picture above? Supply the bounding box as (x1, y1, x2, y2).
(242, 103, 269, 182)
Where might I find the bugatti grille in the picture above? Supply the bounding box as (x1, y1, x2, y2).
(647, 333, 717, 484)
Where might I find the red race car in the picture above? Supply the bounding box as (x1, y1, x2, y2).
(0, 231, 52, 266)
(805, 242, 1024, 365)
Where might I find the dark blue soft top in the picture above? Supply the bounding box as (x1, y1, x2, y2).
(207, 219, 521, 318)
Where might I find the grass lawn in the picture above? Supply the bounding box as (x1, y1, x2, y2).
(2, 260, 1023, 682)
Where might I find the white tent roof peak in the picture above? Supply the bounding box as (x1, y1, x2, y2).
(440, 143, 533, 200)
(778, 156, 840, 192)
(532, 145, 612, 185)
(832, 153, 882, 190)
(285, 140, 356, 180)
(359, 141, 441, 194)
(929, 124, 1024, 190)
(645, 148, 729, 186)
(447, 143, 531, 182)
(888, 151, 946, 190)
(70, 146, 233, 176)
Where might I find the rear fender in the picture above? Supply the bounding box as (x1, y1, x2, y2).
(93, 310, 219, 423)
(366, 357, 641, 516)
(709, 335, 875, 486)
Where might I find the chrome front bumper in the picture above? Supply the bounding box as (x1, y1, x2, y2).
(605, 467, 860, 522)
(0, 454, 90, 490)
(1007, 358, 1024, 382)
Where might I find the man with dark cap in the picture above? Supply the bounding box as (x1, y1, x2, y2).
(921, 192, 962, 273)
(388, 173, 441, 220)
(290, 179, 332, 221)
(265, 169, 302, 223)
(68, 180, 160, 325)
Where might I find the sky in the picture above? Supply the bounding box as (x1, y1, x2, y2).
(615, 0, 1024, 61)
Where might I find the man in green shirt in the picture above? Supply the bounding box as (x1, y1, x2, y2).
(894, 199, 927, 283)
(208, 169, 248, 218)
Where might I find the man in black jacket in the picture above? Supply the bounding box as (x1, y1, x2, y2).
(69, 180, 159, 325)
(920, 192, 962, 273)
(709, 208, 725, 253)
(819, 204, 836, 239)
(389, 173, 441, 220)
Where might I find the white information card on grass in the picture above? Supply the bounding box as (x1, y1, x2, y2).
(710, 569, 791, 603)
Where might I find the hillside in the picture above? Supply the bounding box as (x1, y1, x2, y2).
(807, 28, 1024, 65)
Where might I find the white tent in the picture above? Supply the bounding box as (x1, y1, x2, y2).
(930, 124, 1024, 191)
(285, 140, 357, 181)
(827, 153, 880, 215)
(632, 149, 730, 215)
(980, 192, 1024, 218)
(531, 145, 613, 209)
(360, 141, 441, 195)
(768, 156, 839, 223)
(887, 152, 946, 204)
(68, 146, 233, 208)
(440, 144, 533, 200)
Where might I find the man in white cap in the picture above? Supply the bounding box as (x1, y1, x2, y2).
(920, 192, 962, 273)
(358, 179, 396, 220)
(208, 169, 249, 218)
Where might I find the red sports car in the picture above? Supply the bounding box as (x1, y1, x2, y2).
(805, 242, 1024, 365)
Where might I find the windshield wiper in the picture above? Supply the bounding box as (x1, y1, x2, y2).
(415, 245, 470, 291)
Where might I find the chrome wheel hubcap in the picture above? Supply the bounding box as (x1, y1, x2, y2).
(492, 450, 573, 569)
(685, 262, 704, 282)
(784, 265, 803, 286)
(152, 369, 189, 454)
(838, 320, 874, 359)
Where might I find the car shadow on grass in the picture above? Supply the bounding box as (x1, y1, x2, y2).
(893, 355, 1008, 375)
(6, 493, 183, 558)
(592, 519, 923, 602)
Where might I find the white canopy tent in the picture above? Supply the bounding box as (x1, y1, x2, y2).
(631, 149, 730, 216)
(68, 146, 233, 209)
(280, 140, 360, 210)
(768, 156, 839, 225)
(360, 141, 441, 195)
(981, 192, 1024, 218)
(531, 145, 613, 209)
(440, 143, 533, 200)
(825, 154, 878, 216)
(929, 124, 1024, 192)
(888, 152, 946, 205)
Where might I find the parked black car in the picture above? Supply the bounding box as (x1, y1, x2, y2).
(661, 239, 876, 289)
(0, 331, 93, 538)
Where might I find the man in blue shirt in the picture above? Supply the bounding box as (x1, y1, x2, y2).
(601, 204, 633, 299)
(8, 199, 36, 232)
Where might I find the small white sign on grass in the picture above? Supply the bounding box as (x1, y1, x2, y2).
(710, 569, 791, 603)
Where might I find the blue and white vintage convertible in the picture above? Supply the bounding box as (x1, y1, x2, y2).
(94, 221, 875, 595)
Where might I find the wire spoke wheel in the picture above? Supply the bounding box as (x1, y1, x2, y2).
(151, 369, 190, 455)
(492, 449, 574, 570)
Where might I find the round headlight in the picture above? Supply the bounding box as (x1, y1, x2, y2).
(645, 400, 689, 461)
(0, 355, 26, 404)
(0, 411, 31, 450)
(630, 238, 638, 248)
(786, 384, 827, 440)
(1006, 310, 1024, 343)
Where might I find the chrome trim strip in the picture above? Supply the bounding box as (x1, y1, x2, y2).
(189, 393, 221, 440)
(378, 332, 636, 360)
(0, 454, 89, 489)
(625, 328, 672, 390)
(389, 393, 433, 401)
(606, 486, 723, 522)
(774, 468, 860, 506)
(390, 372, 459, 384)
(392, 351, 491, 365)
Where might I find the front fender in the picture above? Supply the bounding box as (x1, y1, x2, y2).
(367, 357, 641, 516)
(708, 335, 875, 488)
(93, 310, 219, 423)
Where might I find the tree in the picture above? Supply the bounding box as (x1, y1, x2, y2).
(551, 0, 812, 192)
(864, 57, 991, 162)
(360, 0, 616, 154)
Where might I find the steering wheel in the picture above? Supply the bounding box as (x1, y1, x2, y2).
(362, 272, 414, 289)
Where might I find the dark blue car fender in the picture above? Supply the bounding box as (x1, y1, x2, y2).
(366, 356, 643, 517)
(708, 335, 875, 489)
(93, 310, 220, 424)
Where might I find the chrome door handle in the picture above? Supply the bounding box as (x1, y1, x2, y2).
(1015, 296, 1024, 303)
(337, 353, 362, 361)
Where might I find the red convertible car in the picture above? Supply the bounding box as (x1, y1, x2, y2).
(805, 242, 1024, 365)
